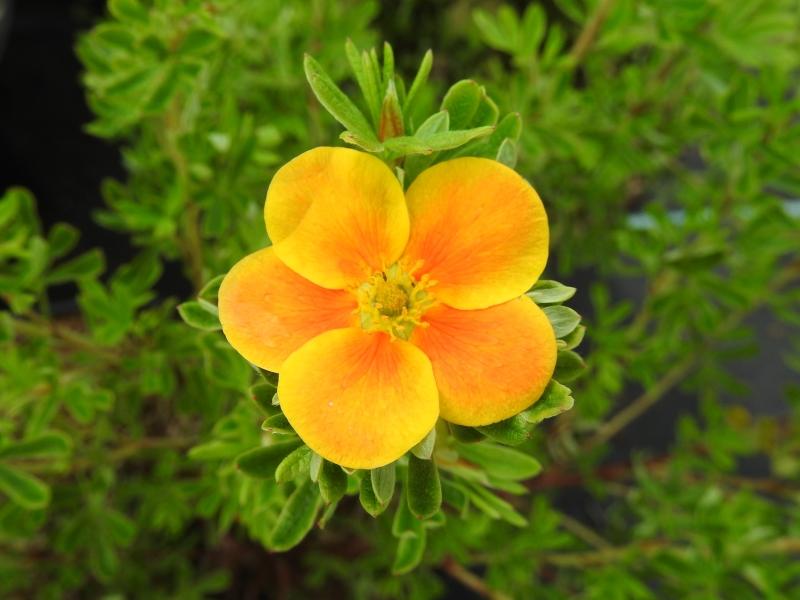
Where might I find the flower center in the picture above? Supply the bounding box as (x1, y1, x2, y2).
(356, 262, 435, 340)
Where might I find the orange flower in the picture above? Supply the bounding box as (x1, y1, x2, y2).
(218, 147, 556, 469)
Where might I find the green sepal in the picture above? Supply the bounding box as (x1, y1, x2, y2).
(477, 414, 531, 446)
(236, 439, 303, 479)
(318, 460, 347, 504)
(543, 305, 581, 338)
(407, 455, 442, 519)
(359, 472, 389, 517)
(520, 381, 574, 425)
(449, 423, 485, 443)
(261, 413, 294, 435)
(268, 480, 321, 551)
(248, 382, 279, 417)
(411, 428, 436, 460)
(371, 463, 396, 505)
(275, 446, 312, 484)
(198, 274, 225, 302)
(528, 280, 577, 304)
(309, 452, 323, 483)
(554, 349, 586, 382)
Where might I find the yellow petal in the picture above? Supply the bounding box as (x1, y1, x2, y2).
(265, 147, 409, 289)
(410, 296, 556, 426)
(218, 247, 357, 372)
(278, 328, 439, 469)
(403, 158, 549, 309)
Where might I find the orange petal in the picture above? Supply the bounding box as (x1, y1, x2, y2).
(410, 297, 556, 426)
(265, 147, 409, 289)
(218, 247, 357, 373)
(403, 158, 549, 309)
(278, 328, 439, 469)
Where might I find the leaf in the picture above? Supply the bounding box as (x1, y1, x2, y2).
(403, 49, 433, 114)
(304, 54, 381, 151)
(198, 274, 225, 301)
(46, 223, 80, 258)
(359, 472, 389, 517)
(268, 480, 321, 551)
(477, 414, 532, 446)
(411, 428, 436, 460)
(0, 464, 50, 509)
(543, 305, 581, 338)
(554, 350, 586, 382)
(235, 440, 303, 479)
(528, 280, 577, 304)
(261, 413, 294, 435)
(449, 423, 485, 443)
(392, 486, 423, 538)
(248, 382, 280, 417)
(47, 249, 105, 284)
(177, 301, 221, 332)
(441, 80, 482, 129)
(318, 460, 347, 504)
(309, 452, 323, 483)
(392, 527, 427, 575)
(561, 324, 586, 350)
(378, 80, 404, 140)
(177, 29, 218, 55)
(275, 446, 312, 484)
(384, 126, 494, 156)
(407, 455, 441, 519)
(520, 381, 574, 425)
(345, 39, 379, 126)
(495, 138, 517, 167)
(0, 432, 72, 460)
(456, 442, 542, 481)
(463, 482, 527, 527)
(370, 463, 396, 504)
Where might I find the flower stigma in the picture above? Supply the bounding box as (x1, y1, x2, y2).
(356, 262, 436, 340)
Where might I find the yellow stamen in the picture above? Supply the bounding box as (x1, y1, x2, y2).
(356, 262, 435, 340)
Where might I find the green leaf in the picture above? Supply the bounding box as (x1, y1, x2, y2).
(441, 80, 482, 129)
(236, 440, 303, 479)
(495, 138, 517, 167)
(318, 460, 347, 504)
(268, 480, 321, 551)
(304, 54, 381, 151)
(449, 423, 485, 443)
(370, 463, 396, 504)
(0, 432, 71, 460)
(248, 382, 280, 417)
(46, 223, 80, 258)
(477, 414, 532, 445)
(392, 486, 423, 538)
(411, 428, 436, 460)
(0, 464, 50, 509)
(47, 249, 104, 284)
(177, 29, 218, 55)
(359, 472, 389, 516)
(403, 49, 433, 114)
(275, 446, 312, 484)
(145, 65, 181, 113)
(407, 455, 441, 519)
(528, 280, 577, 304)
(392, 527, 427, 575)
(463, 482, 527, 527)
(309, 452, 323, 483)
(554, 350, 586, 382)
(520, 380, 574, 425)
(261, 413, 294, 435)
(378, 79, 404, 140)
(384, 126, 494, 156)
(198, 274, 225, 301)
(543, 305, 581, 338)
(177, 301, 221, 332)
(456, 442, 541, 481)
(345, 39, 380, 126)
(561, 324, 586, 350)
(108, 0, 148, 23)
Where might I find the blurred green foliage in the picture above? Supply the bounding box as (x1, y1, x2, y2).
(2, 0, 800, 598)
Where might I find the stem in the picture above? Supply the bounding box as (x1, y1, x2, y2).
(440, 557, 512, 600)
(582, 261, 800, 452)
(569, 0, 615, 65)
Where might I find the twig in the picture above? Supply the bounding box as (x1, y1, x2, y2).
(557, 511, 614, 550)
(569, 0, 615, 65)
(440, 557, 512, 600)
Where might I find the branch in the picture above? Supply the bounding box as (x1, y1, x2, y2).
(440, 557, 512, 600)
(569, 0, 615, 65)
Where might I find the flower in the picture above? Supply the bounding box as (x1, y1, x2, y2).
(218, 147, 557, 469)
